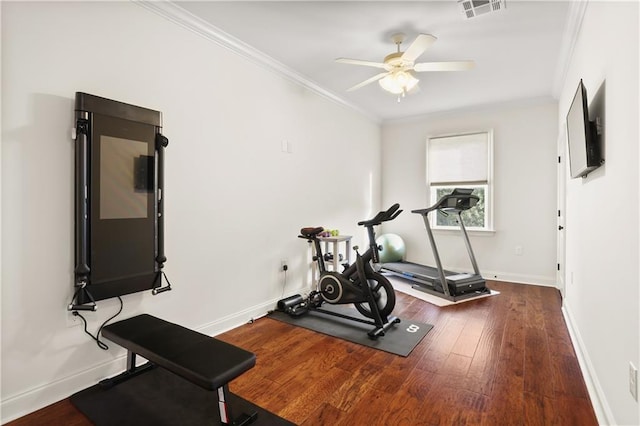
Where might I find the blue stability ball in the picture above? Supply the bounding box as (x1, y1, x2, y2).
(376, 234, 406, 263)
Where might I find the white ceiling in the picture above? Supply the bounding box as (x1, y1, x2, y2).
(173, 1, 573, 121)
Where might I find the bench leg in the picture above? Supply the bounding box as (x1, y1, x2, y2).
(127, 351, 136, 372)
(99, 350, 155, 389)
(216, 384, 257, 425)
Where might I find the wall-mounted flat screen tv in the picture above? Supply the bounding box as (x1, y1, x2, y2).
(566, 79, 602, 178)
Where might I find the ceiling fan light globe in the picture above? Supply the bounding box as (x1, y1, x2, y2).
(378, 71, 419, 95)
(378, 75, 403, 94)
(405, 75, 419, 92)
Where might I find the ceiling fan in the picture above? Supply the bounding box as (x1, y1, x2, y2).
(336, 33, 475, 97)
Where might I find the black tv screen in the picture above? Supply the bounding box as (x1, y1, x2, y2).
(566, 79, 602, 178)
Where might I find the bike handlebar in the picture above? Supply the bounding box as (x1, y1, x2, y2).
(357, 203, 402, 227)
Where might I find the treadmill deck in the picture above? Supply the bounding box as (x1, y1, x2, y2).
(381, 260, 488, 300)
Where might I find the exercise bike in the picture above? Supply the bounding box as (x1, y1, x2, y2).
(278, 204, 402, 339)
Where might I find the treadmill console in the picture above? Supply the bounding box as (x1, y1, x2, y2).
(437, 188, 479, 213)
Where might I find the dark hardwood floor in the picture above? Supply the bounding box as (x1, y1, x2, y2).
(7, 281, 598, 425)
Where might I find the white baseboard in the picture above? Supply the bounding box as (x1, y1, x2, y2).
(482, 269, 557, 287)
(0, 296, 289, 424)
(1, 358, 126, 424)
(561, 304, 615, 425)
(431, 263, 557, 288)
(197, 297, 284, 337)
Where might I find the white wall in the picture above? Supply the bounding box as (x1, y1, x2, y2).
(0, 2, 381, 422)
(381, 100, 558, 286)
(559, 2, 639, 425)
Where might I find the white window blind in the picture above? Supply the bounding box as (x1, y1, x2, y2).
(427, 132, 489, 185)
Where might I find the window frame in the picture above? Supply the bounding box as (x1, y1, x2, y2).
(426, 130, 494, 232)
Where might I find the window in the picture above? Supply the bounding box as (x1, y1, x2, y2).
(426, 131, 493, 231)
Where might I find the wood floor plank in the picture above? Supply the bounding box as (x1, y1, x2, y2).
(524, 285, 547, 330)
(420, 385, 488, 425)
(482, 389, 525, 426)
(462, 285, 509, 396)
(451, 312, 486, 358)
(335, 385, 398, 426)
(524, 324, 556, 397)
(5, 400, 92, 426)
(552, 395, 599, 425)
(376, 388, 430, 426)
(274, 366, 349, 424)
(484, 292, 527, 425)
(402, 367, 436, 400)
(299, 402, 345, 426)
(6, 281, 598, 426)
(544, 309, 577, 358)
(415, 313, 466, 369)
(465, 313, 504, 395)
(326, 360, 381, 412)
(552, 353, 592, 399)
(523, 391, 557, 426)
(369, 351, 421, 394)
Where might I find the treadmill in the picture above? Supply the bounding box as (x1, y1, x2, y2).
(382, 188, 489, 301)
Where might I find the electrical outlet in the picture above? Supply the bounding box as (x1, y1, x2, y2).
(66, 310, 82, 328)
(281, 140, 293, 154)
(281, 259, 288, 272)
(630, 362, 638, 401)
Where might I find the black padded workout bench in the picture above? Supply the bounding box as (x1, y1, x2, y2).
(101, 314, 257, 425)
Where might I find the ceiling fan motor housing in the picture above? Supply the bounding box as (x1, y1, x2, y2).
(383, 52, 409, 69)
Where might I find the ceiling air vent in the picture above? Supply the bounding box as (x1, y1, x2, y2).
(458, 0, 506, 19)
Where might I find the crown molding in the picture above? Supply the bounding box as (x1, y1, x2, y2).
(132, 0, 379, 123)
(383, 95, 557, 125)
(551, 0, 589, 98)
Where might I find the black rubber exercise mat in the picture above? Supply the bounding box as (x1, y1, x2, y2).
(71, 367, 295, 426)
(268, 304, 432, 357)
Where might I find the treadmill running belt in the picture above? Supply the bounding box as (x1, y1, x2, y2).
(382, 261, 454, 278)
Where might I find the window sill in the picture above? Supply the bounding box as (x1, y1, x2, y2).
(433, 228, 495, 237)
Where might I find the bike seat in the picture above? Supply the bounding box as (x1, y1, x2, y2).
(299, 227, 324, 238)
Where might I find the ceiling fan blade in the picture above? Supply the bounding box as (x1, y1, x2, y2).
(401, 34, 437, 62)
(336, 58, 387, 69)
(414, 60, 475, 72)
(347, 72, 390, 92)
